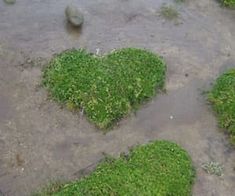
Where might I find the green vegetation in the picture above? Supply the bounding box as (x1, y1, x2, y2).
(222, 0, 235, 7)
(43, 48, 166, 129)
(208, 69, 235, 144)
(36, 141, 195, 196)
(202, 161, 223, 176)
(160, 5, 179, 20)
(3, 0, 16, 4)
(174, 0, 186, 3)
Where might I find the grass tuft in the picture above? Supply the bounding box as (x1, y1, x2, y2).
(36, 141, 195, 196)
(43, 48, 166, 129)
(160, 5, 179, 20)
(208, 68, 235, 144)
(201, 161, 223, 176)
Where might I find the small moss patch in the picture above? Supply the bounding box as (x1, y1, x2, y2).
(3, 0, 16, 4)
(43, 48, 166, 129)
(208, 68, 235, 144)
(36, 141, 195, 196)
(160, 5, 179, 20)
(222, 0, 235, 7)
(202, 161, 223, 176)
(175, 0, 186, 3)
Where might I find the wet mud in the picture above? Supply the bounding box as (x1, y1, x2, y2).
(0, 0, 235, 195)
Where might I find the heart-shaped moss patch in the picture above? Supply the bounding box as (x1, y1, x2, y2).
(36, 141, 195, 195)
(43, 48, 166, 129)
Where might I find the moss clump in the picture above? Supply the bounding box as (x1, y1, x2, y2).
(208, 68, 235, 144)
(4, 0, 16, 4)
(43, 48, 166, 129)
(36, 141, 195, 196)
(222, 0, 235, 7)
(160, 5, 179, 20)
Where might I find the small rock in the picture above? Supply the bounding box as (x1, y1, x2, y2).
(3, 0, 16, 4)
(96, 48, 100, 55)
(170, 115, 174, 120)
(26, 58, 32, 64)
(65, 5, 84, 27)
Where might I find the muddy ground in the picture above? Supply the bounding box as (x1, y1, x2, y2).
(0, 0, 235, 195)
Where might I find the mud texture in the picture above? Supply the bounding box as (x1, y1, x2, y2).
(0, 0, 235, 195)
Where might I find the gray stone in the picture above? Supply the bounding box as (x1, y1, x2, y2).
(3, 0, 16, 4)
(65, 5, 84, 27)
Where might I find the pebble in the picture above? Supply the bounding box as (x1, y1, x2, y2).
(65, 5, 84, 27)
(96, 48, 100, 55)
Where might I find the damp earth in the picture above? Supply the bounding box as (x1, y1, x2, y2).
(0, 0, 235, 195)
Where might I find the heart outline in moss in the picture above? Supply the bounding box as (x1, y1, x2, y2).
(43, 48, 166, 129)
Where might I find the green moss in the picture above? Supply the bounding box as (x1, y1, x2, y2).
(222, 0, 235, 7)
(43, 48, 166, 129)
(208, 69, 235, 144)
(174, 0, 186, 3)
(3, 0, 16, 5)
(36, 141, 195, 196)
(160, 5, 179, 20)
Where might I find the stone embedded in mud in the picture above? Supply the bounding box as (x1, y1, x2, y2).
(65, 5, 84, 27)
(3, 0, 15, 4)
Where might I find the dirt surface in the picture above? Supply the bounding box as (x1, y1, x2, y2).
(0, 0, 235, 195)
